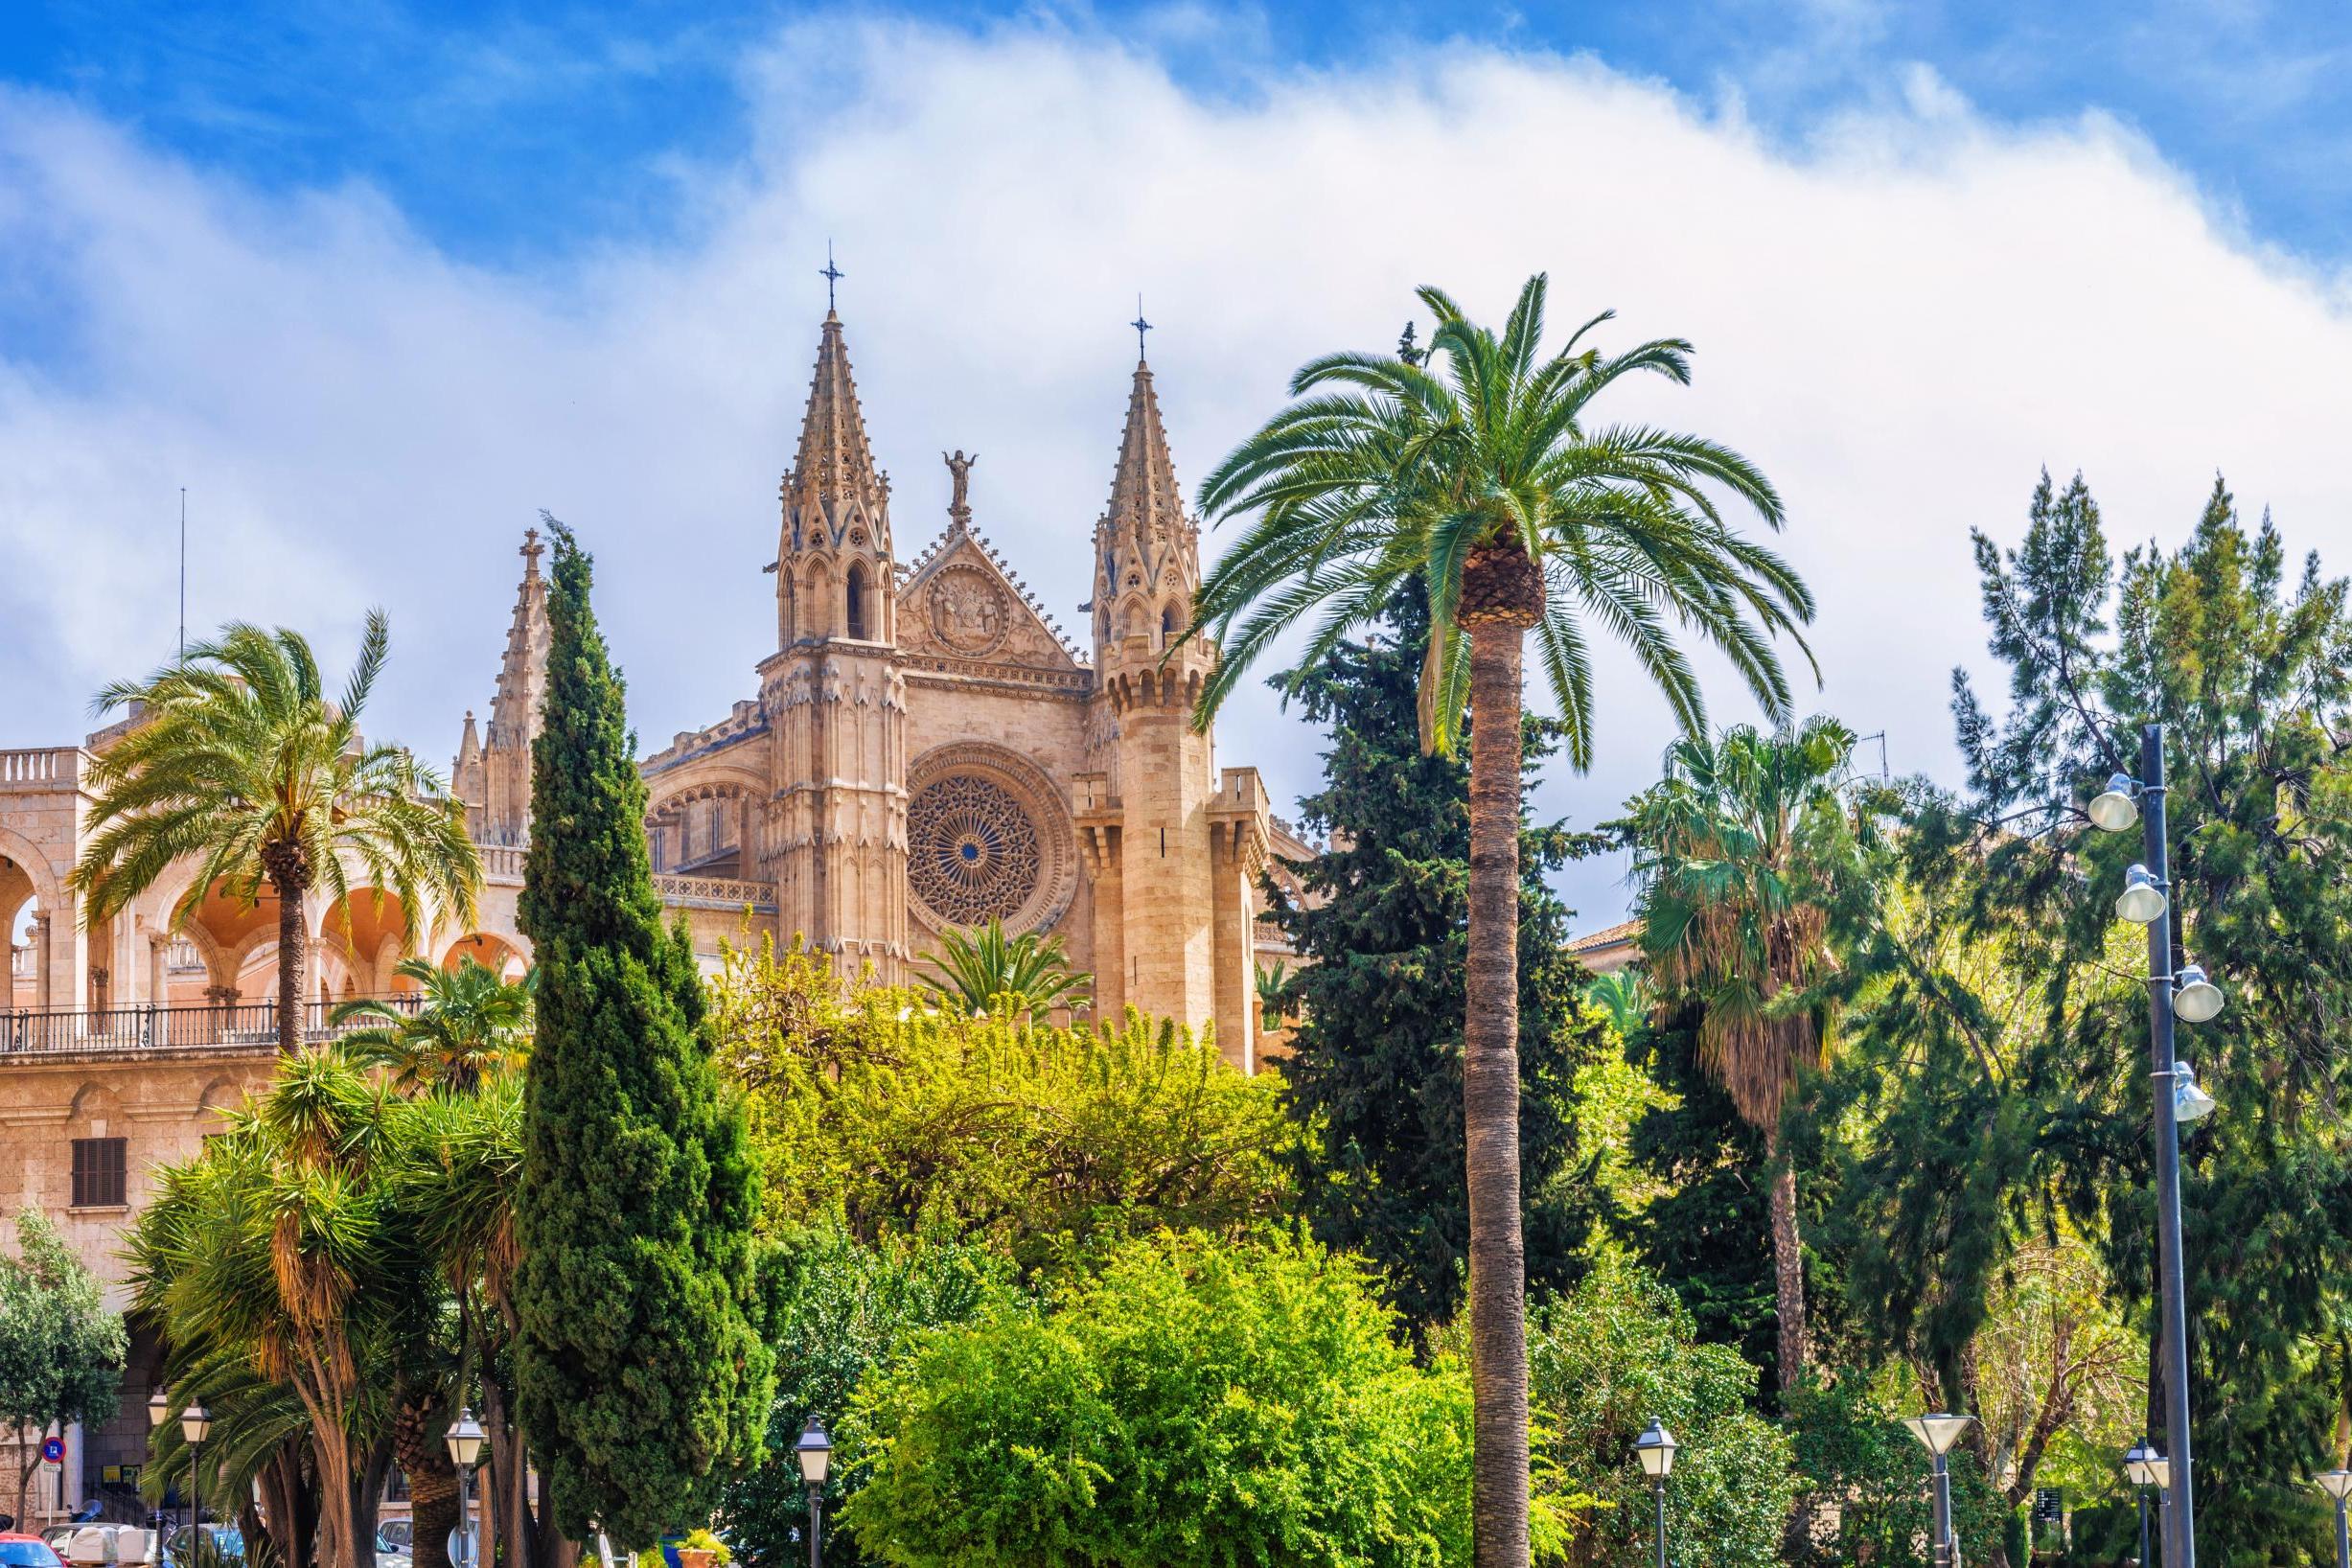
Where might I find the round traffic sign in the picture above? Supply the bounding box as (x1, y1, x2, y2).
(40, 1437, 64, 1464)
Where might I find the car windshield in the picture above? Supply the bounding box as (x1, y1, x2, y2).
(0, 1545, 65, 1568)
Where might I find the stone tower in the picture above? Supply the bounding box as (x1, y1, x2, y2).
(454, 528, 550, 846)
(1083, 353, 1250, 1049)
(758, 309, 910, 980)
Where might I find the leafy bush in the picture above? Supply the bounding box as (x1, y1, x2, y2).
(1526, 1254, 1795, 1568)
(1787, 1373, 2008, 1568)
(841, 1231, 1544, 1568)
(723, 1228, 1010, 1566)
(710, 937, 1297, 1273)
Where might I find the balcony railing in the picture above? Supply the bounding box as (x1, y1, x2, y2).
(0, 994, 423, 1057)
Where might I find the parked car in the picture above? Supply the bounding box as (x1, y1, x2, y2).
(0, 1534, 66, 1568)
(369, 1523, 470, 1560)
(160, 1525, 242, 1568)
(51, 1526, 158, 1565)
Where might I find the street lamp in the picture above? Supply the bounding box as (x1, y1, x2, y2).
(145, 1390, 171, 1538)
(2125, 1441, 2169, 1568)
(796, 1417, 832, 1568)
(1633, 1419, 1678, 1568)
(179, 1403, 210, 1559)
(2089, 722, 2216, 1568)
(2172, 965, 2224, 1025)
(2172, 1060, 2218, 1125)
(1903, 1414, 1974, 1568)
(2115, 865, 2169, 925)
(2317, 1469, 2351, 1568)
(445, 1409, 486, 1568)
(2089, 774, 2142, 833)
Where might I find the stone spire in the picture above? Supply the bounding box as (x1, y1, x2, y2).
(485, 527, 551, 751)
(468, 527, 551, 845)
(1096, 357, 1198, 600)
(781, 311, 892, 558)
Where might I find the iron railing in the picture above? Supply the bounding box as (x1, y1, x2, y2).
(0, 994, 423, 1056)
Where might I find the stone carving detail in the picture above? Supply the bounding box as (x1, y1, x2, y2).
(929, 564, 1011, 657)
(909, 773, 1041, 927)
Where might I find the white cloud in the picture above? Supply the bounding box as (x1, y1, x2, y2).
(3, 19, 2349, 923)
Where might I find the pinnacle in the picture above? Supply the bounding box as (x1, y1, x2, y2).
(790, 311, 884, 511)
(486, 529, 551, 751)
(1099, 357, 1194, 590)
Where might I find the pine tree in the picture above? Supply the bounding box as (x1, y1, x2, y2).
(1267, 586, 1608, 1334)
(1819, 473, 2352, 1559)
(512, 519, 772, 1550)
(1618, 1007, 1779, 1380)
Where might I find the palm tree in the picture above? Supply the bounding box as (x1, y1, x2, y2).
(1188, 275, 1810, 1566)
(1254, 960, 1294, 1027)
(71, 614, 481, 1057)
(127, 1049, 405, 1568)
(332, 957, 534, 1093)
(918, 918, 1092, 1018)
(1582, 969, 1650, 1039)
(1617, 716, 1887, 1395)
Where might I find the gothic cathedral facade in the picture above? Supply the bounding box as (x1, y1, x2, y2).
(451, 308, 1305, 1069)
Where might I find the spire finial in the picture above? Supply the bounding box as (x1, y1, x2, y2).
(521, 526, 543, 574)
(1131, 295, 1152, 362)
(820, 241, 845, 313)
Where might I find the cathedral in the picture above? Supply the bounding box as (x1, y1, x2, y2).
(445, 305, 1309, 1069)
(0, 306, 1311, 1494)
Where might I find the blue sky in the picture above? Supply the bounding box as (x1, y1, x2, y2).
(11, 1, 2351, 271)
(5, 2, 2350, 926)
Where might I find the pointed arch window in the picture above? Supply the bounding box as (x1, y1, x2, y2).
(846, 563, 870, 640)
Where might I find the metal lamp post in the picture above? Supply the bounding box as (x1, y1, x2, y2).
(145, 1389, 170, 1536)
(795, 1418, 832, 1568)
(445, 1408, 486, 1568)
(1633, 1419, 1678, 1568)
(1903, 1414, 1975, 1568)
(2317, 1469, 2351, 1568)
(2125, 1441, 2170, 1568)
(179, 1403, 210, 1560)
(2089, 726, 2225, 1568)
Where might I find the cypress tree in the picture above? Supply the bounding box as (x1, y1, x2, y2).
(1268, 585, 1608, 1334)
(513, 519, 773, 1550)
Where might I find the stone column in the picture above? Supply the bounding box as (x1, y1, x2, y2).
(31, 909, 52, 1011)
(148, 931, 171, 1008)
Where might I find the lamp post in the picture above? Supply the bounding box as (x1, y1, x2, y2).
(1903, 1414, 1974, 1568)
(145, 1390, 169, 1536)
(2124, 1441, 2170, 1568)
(2317, 1469, 2351, 1568)
(2089, 726, 2223, 1568)
(1633, 1419, 1678, 1568)
(445, 1409, 486, 1568)
(795, 1417, 832, 1568)
(179, 1403, 210, 1561)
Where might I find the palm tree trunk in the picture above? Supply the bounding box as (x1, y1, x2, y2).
(394, 1393, 459, 1568)
(273, 876, 307, 1058)
(256, 1442, 315, 1568)
(1464, 617, 1530, 1568)
(1769, 1134, 1817, 1558)
(1767, 1140, 1808, 1390)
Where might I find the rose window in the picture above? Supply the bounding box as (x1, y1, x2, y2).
(909, 773, 1043, 927)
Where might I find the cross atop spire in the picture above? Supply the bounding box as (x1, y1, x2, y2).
(520, 526, 543, 576)
(1131, 295, 1152, 362)
(820, 242, 844, 314)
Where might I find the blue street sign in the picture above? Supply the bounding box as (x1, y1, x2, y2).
(40, 1437, 64, 1464)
